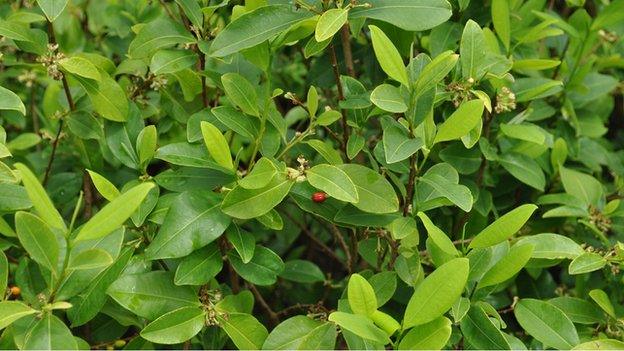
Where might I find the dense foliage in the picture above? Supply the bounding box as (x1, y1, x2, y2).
(0, 0, 623, 349)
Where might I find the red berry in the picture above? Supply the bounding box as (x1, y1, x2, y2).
(312, 192, 327, 203)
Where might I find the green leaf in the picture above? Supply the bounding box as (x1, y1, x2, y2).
(128, 18, 195, 59)
(350, 0, 452, 32)
(226, 225, 255, 264)
(348, 274, 378, 317)
(87, 169, 120, 201)
(0, 301, 37, 330)
(238, 158, 278, 190)
(404, 258, 469, 328)
(469, 204, 537, 249)
(0, 184, 31, 212)
(371, 310, 400, 336)
(140, 306, 205, 344)
(569, 253, 607, 275)
(338, 164, 399, 214)
(174, 244, 223, 286)
(589, 289, 616, 318)
(499, 153, 546, 191)
(107, 271, 199, 320)
(280, 260, 325, 284)
(417, 212, 459, 257)
(460, 305, 511, 350)
(477, 244, 534, 289)
(419, 172, 473, 212)
(15, 212, 59, 276)
(515, 233, 583, 259)
(59, 57, 101, 81)
(200, 121, 234, 170)
(369, 25, 409, 86)
(328, 312, 390, 345)
(67, 249, 113, 271)
(559, 166, 604, 207)
(220, 313, 268, 350)
(221, 73, 260, 117)
(175, 0, 203, 28)
(0, 251, 6, 298)
(434, 99, 484, 144)
(491, 0, 510, 50)
(222, 177, 293, 219)
(315, 8, 348, 42)
(460, 20, 485, 80)
(36, 0, 69, 21)
(383, 122, 423, 164)
(0, 86, 26, 115)
(414, 51, 458, 95)
(72, 74, 129, 122)
(75, 182, 155, 241)
(210, 5, 314, 57)
(307, 164, 358, 203)
(150, 49, 197, 75)
(23, 313, 78, 350)
(549, 297, 605, 325)
(137, 125, 158, 168)
(573, 339, 624, 350)
(146, 191, 230, 259)
(263, 316, 336, 350)
(212, 106, 260, 139)
(229, 246, 284, 286)
(370, 84, 408, 113)
(14, 163, 66, 231)
(514, 299, 579, 350)
(399, 316, 451, 350)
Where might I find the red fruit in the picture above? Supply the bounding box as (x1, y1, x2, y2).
(312, 192, 327, 203)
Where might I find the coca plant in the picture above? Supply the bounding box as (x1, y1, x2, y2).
(0, 0, 623, 349)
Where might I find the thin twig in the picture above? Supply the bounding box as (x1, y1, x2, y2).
(328, 43, 349, 153)
(340, 24, 355, 77)
(330, 225, 352, 273)
(248, 284, 279, 327)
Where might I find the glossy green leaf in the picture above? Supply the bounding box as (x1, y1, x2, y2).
(315, 8, 348, 42)
(491, 0, 510, 50)
(201, 121, 234, 170)
(14, 163, 66, 231)
(370, 84, 408, 113)
(350, 0, 452, 32)
(23, 313, 78, 350)
(477, 244, 534, 289)
(417, 212, 458, 257)
(140, 306, 205, 344)
(369, 25, 409, 86)
(219, 312, 268, 350)
(222, 177, 293, 219)
(150, 50, 197, 75)
(36, 0, 69, 21)
(221, 73, 259, 117)
(15, 212, 59, 276)
(59, 57, 101, 81)
(569, 252, 606, 275)
(469, 204, 537, 249)
(460, 20, 485, 79)
(434, 100, 484, 144)
(399, 316, 451, 350)
(0, 86, 26, 115)
(307, 164, 358, 203)
(348, 274, 377, 317)
(589, 289, 616, 318)
(338, 164, 399, 214)
(229, 245, 284, 286)
(0, 301, 37, 330)
(514, 299, 579, 349)
(328, 312, 390, 345)
(75, 182, 155, 241)
(128, 18, 195, 59)
(460, 305, 510, 350)
(263, 316, 336, 350)
(559, 166, 604, 207)
(404, 258, 469, 328)
(87, 169, 120, 201)
(67, 249, 113, 271)
(226, 225, 255, 264)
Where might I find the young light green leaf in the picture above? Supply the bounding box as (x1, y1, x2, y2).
(589, 289, 616, 318)
(514, 299, 579, 350)
(469, 204, 537, 249)
(328, 312, 390, 345)
(370, 84, 408, 113)
(460, 305, 511, 350)
(568, 252, 607, 275)
(23, 313, 78, 350)
(87, 169, 120, 201)
(67, 249, 113, 271)
(499, 153, 546, 191)
(201, 121, 234, 170)
(15, 211, 59, 275)
(0, 301, 38, 330)
(75, 182, 155, 241)
(263, 316, 336, 350)
(221, 73, 259, 117)
(140, 306, 205, 344)
(559, 166, 604, 207)
(222, 177, 293, 219)
(460, 20, 485, 80)
(477, 244, 534, 289)
(399, 316, 452, 350)
(417, 212, 459, 257)
(315, 8, 348, 42)
(434, 99, 484, 144)
(491, 0, 510, 50)
(14, 163, 66, 231)
(368, 25, 409, 87)
(36, 0, 69, 21)
(72, 74, 129, 122)
(59, 56, 101, 81)
(0, 86, 26, 115)
(404, 258, 469, 328)
(238, 158, 278, 190)
(348, 274, 378, 317)
(307, 164, 359, 203)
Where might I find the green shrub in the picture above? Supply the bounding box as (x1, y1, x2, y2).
(0, 0, 623, 349)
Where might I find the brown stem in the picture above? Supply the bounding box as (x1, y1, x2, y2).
(328, 43, 349, 153)
(340, 24, 355, 77)
(330, 225, 352, 273)
(219, 236, 240, 293)
(403, 154, 417, 216)
(248, 284, 279, 327)
(30, 85, 40, 151)
(82, 171, 94, 219)
(199, 53, 208, 108)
